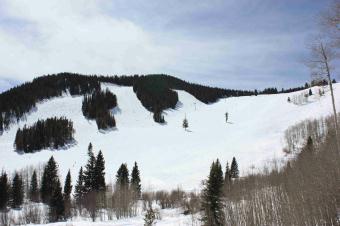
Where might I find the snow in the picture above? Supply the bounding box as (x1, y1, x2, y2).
(6, 203, 198, 226)
(0, 84, 339, 191)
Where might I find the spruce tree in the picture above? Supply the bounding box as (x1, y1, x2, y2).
(224, 162, 231, 183)
(201, 159, 225, 226)
(183, 117, 189, 130)
(63, 170, 72, 218)
(230, 157, 239, 179)
(30, 170, 39, 202)
(94, 150, 106, 191)
(11, 172, 24, 208)
(116, 163, 129, 189)
(84, 143, 96, 192)
(49, 178, 65, 222)
(0, 171, 9, 210)
(131, 162, 141, 200)
(309, 89, 313, 96)
(74, 167, 85, 205)
(41, 156, 59, 204)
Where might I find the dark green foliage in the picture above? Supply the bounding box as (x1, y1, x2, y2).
(49, 179, 65, 222)
(131, 162, 141, 200)
(144, 206, 156, 226)
(63, 171, 72, 199)
(74, 167, 85, 205)
(0, 73, 307, 131)
(94, 151, 106, 191)
(0, 73, 101, 132)
(309, 89, 313, 96)
(133, 75, 178, 122)
(224, 162, 231, 183)
(82, 89, 117, 130)
(0, 172, 9, 210)
(230, 157, 239, 179)
(41, 156, 59, 204)
(84, 143, 97, 192)
(201, 159, 225, 226)
(30, 170, 39, 202)
(11, 172, 24, 208)
(260, 87, 278, 94)
(183, 117, 189, 130)
(116, 163, 129, 189)
(14, 117, 75, 153)
(63, 170, 72, 218)
(153, 111, 165, 123)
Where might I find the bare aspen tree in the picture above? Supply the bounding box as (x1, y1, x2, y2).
(306, 37, 339, 151)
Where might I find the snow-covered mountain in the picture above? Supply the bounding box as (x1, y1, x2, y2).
(0, 83, 339, 190)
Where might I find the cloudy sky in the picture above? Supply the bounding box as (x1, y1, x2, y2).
(0, 0, 334, 92)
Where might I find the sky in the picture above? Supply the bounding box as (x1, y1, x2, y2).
(0, 0, 335, 92)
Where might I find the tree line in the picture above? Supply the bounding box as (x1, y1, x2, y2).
(0, 73, 310, 131)
(0, 143, 142, 224)
(14, 117, 75, 153)
(82, 89, 117, 130)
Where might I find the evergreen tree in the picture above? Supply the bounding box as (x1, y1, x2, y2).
(131, 162, 141, 200)
(309, 89, 313, 96)
(224, 162, 231, 183)
(0, 171, 9, 210)
(183, 117, 189, 130)
(94, 150, 106, 191)
(116, 163, 129, 190)
(74, 167, 85, 205)
(230, 157, 239, 179)
(201, 159, 225, 226)
(49, 178, 65, 222)
(11, 172, 24, 208)
(63, 170, 72, 218)
(30, 170, 39, 202)
(84, 143, 96, 192)
(41, 156, 59, 204)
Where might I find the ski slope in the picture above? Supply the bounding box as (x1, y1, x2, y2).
(0, 83, 339, 190)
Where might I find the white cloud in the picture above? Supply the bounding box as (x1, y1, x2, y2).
(0, 0, 176, 81)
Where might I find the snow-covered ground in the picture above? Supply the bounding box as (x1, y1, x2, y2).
(5, 202, 199, 226)
(0, 84, 338, 190)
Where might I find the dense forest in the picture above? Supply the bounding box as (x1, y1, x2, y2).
(14, 117, 75, 153)
(0, 72, 309, 130)
(82, 89, 117, 130)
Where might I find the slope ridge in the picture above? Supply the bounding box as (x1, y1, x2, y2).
(0, 84, 338, 190)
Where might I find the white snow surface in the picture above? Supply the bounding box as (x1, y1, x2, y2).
(0, 84, 339, 190)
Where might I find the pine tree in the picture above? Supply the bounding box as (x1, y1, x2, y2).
(11, 172, 24, 208)
(0, 171, 9, 210)
(41, 156, 59, 204)
(49, 178, 65, 222)
(224, 162, 231, 183)
(309, 89, 313, 96)
(131, 162, 141, 200)
(63, 170, 72, 218)
(84, 143, 96, 192)
(30, 170, 39, 202)
(74, 167, 85, 205)
(201, 159, 225, 226)
(116, 163, 129, 189)
(94, 150, 106, 192)
(182, 117, 188, 130)
(230, 157, 239, 179)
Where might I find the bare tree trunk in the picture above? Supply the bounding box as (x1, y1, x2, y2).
(321, 42, 340, 153)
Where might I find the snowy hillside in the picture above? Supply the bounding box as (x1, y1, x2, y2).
(0, 83, 339, 190)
